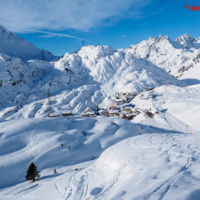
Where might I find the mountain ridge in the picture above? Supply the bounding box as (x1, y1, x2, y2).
(0, 25, 59, 61)
(125, 33, 200, 78)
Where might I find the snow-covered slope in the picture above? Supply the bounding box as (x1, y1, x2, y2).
(0, 116, 139, 190)
(1, 109, 200, 199)
(178, 53, 200, 85)
(0, 53, 70, 109)
(131, 84, 200, 132)
(125, 34, 200, 79)
(0, 25, 59, 61)
(60, 134, 200, 200)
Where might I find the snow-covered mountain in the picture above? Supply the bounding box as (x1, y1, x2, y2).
(0, 25, 59, 61)
(0, 45, 186, 119)
(176, 34, 200, 49)
(125, 34, 200, 80)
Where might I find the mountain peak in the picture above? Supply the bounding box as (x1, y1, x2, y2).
(0, 25, 20, 40)
(157, 35, 170, 41)
(179, 33, 195, 40)
(176, 33, 196, 48)
(76, 45, 117, 60)
(147, 36, 156, 40)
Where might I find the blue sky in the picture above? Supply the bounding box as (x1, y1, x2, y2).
(0, 0, 199, 56)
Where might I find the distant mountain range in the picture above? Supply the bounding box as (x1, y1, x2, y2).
(125, 34, 200, 82)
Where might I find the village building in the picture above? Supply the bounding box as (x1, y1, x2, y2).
(115, 92, 137, 103)
(79, 113, 89, 117)
(99, 109, 109, 116)
(49, 112, 60, 118)
(125, 113, 134, 120)
(145, 111, 154, 118)
(84, 107, 93, 113)
(109, 109, 119, 117)
(87, 111, 97, 118)
(107, 102, 118, 110)
(122, 95, 129, 102)
(116, 103, 135, 113)
(116, 97, 124, 104)
(79, 107, 97, 118)
(119, 112, 126, 119)
(62, 111, 72, 117)
(124, 106, 133, 112)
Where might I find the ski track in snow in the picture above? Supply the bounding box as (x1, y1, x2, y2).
(147, 157, 192, 200)
(55, 133, 200, 200)
(126, 135, 200, 200)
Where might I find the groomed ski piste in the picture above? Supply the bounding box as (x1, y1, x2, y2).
(1, 84, 200, 200)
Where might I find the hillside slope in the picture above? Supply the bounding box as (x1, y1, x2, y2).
(0, 116, 140, 190)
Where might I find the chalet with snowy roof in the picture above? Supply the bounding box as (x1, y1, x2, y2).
(115, 96, 124, 104)
(122, 95, 129, 102)
(124, 106, 133, 112)
(116, 103, 135, 111)
(84, 107, 93, 113)
(125, 113, 134, 120)
(107, 102, 118, 110)
(87, 111, 96, 118)
(119, 111, 135, 120)
(115, 92, 137, 103)
(62, 111, 72, 117)
(79, 107, 97, 117)
(99, 109, 109, 116)
(119, 112, 126, 119)
(109, 109, 119, 117)
(49, 112, 60, 118)
(79, 113, 89, 117)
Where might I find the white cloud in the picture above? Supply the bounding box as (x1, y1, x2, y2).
(0, 0, 152, 33)
(28, 30, 86, 41)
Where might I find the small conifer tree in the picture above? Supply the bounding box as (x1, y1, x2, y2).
(25, 162, 40, 182)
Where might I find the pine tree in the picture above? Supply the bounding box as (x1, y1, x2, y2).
(25, 162, 40, 182)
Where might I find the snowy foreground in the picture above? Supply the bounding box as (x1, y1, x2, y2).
(1, 122, 200, 200)
(1, 84, 200, 200)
